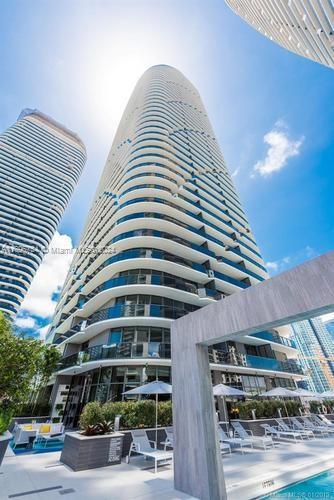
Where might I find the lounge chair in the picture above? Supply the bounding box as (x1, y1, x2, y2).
(276, 419, 313, 439)
(231, 421, 275, 450)
(12, 426, 38, 448)
(260, 423, 304, 442)
(33, 425, 65, 448)
(160, 426, 173, 450)
(217, 425, 253, 454)
(300, 417, 331, 436)
(289, 417, 316, 438)
(219, 441, 232, 455)
(127, 429, 173, 473)
(312, 414, 334, 428)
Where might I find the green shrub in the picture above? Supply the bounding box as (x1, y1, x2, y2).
(0, 409, 13, 434)
(79, 402, 104, 429)
(309, 400, 322, 413)
(234, 399, 301, 419)
(158, 401, 172, 427)
(79, 399, 172, 431)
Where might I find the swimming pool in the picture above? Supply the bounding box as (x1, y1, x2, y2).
(260, 469, 334, 499)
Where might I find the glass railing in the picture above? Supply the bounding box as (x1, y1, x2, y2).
(87, 303, 197, 325)
(58, 342, 303, 376)
(251, 331, 297, 349)
(110, 229, 216, 258)
(214, 270, 250, 289)
(99, 248, 208, 275)
(208, 348, 303, 375)
(58, 342, 171, 370)
(245, 354, 303, 374)
(84, 274, 216, 305)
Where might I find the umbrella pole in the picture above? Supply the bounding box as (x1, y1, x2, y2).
(155, 393, 158, 449)
(283, 399, 291, 425)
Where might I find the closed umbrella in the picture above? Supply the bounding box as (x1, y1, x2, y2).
(123, 380, 172, 446)
(260, 387, 299, 423)
(213, 384, 250, 425)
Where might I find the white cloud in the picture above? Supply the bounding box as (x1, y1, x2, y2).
(265, 246, 317, 277)
(15, 316, 36, 329)
(252, 122, 304, 177)
(266, 256, 291, 275)
(231, 167, 240, 178)
(20, 232, 74, 318)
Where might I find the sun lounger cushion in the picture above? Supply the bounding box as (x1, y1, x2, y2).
(40, 424, 51, 434)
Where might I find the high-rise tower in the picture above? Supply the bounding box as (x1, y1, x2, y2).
(48, 66, 302, 425)
(292, 317, 334, 392)
(226, 1, 334, 69)
(0, 109, 86, 317)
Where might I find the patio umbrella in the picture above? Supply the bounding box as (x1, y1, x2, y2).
(320, 390, 334, 398)
(123, 380, 172, 446)
(213, 384, 250, 425)
(294, 388, 320, 398)
(259, 387, 299, 422)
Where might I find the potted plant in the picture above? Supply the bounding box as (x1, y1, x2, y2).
(0, 397, 14, 465)
(60, 402, 125, 471)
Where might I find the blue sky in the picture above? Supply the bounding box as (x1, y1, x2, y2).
(1, 0, 333, 334)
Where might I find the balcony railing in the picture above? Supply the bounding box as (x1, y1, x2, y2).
(84, 274, 218, 304)
(245, 354, 303, 374)
(251, 331, 296, 349)
(58, 342, 303, 376)
(58, 342, 171, 370)
(87, 303, 197, 326)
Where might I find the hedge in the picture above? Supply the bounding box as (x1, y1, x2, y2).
(79, 400, 172, 430)
(233, 399, 302, 419)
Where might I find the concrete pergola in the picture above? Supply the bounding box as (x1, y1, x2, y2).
(171, 252, 334, 500)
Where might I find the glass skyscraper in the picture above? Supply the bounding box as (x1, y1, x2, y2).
(0, 109, 86, 318)
(47, 65, 303, 425)
(292, 317, 334, 393)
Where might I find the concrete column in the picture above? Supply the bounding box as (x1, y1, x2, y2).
(172, 341, 227, 500)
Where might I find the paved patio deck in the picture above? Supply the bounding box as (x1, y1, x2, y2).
(1, 437, 334, 499)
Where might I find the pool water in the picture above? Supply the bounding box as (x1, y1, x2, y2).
(261, 469, 334, 499)
(10, 440, 64, 455)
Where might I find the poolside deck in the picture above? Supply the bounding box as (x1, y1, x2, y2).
(2, 438, 334, 499)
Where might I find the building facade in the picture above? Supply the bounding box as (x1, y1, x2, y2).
(226, 0, 334, 69)
(47, 65, 303, 425)
(324, 319, 334, 340)
(0, 109, 86, 318)
(292, 317, 334, 393)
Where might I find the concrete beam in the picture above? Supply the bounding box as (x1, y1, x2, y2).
(171, 252, 334, 499)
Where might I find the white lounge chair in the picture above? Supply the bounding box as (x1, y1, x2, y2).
(260, 423, 304, 442)
(313, 414, 334, 428)
(276, 419, 313, 439)
(219, 441, 232, 455)
(12, 426, 38, 448)
(161, 426, 173, 450)
(127, 429, 173, 473)
(289, 417, 316, 438)
(231, 421, 275, 450)
(217, 425, 253, 454)
(33, 425, 65, 448)
(300, 417, 332, 436)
